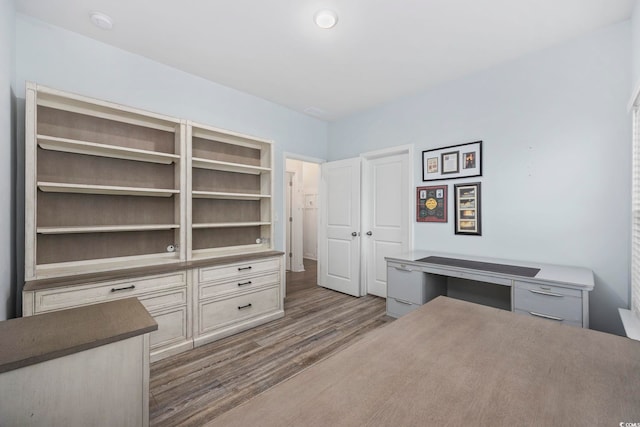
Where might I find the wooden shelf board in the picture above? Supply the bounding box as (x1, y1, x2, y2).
(37, 87, 181, 133)
(38, 182, 179, 197)
(192, 222, 270, 229)
(192, 157, 269, 174)
(37, 224, 180, 235)
(38, 135, 179, 164)
(191, 191, 270, 200)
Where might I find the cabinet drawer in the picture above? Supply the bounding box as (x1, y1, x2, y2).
(513, 281, 581, 298)
(199, 272, 280, 299)
(198, 286, 280, 334)
(149, 306, 188, 350)
(34, 272, 187, 313)
(139, 288, 187, 312)
(513, 283, 582, 324)
(514, 309, 582, 328)
(386, 296, 421, 318)
(198, 258, 280, 284)
(387, 265, 424, 304)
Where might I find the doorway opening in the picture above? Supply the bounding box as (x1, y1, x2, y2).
(284, 157, 322, 274)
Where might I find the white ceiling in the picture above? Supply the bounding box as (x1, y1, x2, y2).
(16, 0, 635, 121)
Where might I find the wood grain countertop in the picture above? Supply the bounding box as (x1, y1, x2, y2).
(24, 250, 285, 292)
(0, 298, 157, 374)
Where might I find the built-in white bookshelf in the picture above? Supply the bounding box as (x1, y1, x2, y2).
(25, 83, 275, 280)
(25, 83, 186, 279)
(187, 121, 274, 260)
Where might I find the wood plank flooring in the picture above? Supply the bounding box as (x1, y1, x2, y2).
(149, 259, 394, 426)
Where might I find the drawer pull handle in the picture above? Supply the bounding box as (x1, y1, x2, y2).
(394, 298, 412, 305)
(238, 266, 252, 271)
(238, 303, 252, 310)
(238, 281, 252, 286)
(394, 267, 412, 272)
(529, 289, 563, 298)
(111, 285, 135, 293)
(529, 311, 563, 321)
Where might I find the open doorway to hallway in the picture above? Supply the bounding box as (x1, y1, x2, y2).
(285, 158, 320, 273)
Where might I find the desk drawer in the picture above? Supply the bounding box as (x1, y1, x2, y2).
(514, 309, 582, 328)
(198, 258, 281, 284)
(387, 266, 424, 304)
(386, 296, 421, 318)
(513, 282, 582, 324)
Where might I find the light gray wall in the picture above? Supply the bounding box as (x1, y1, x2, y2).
(1, 0, 16, 320)
(14, 14, 328, 297)
(632, 0, 640, 88)
(328, 21, 631, 335)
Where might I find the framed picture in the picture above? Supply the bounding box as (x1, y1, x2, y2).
(441, 152, 459, 174)
(422, 141, 482, 181)
(417, 185, 447, 223)
(454, 182, 481, 235)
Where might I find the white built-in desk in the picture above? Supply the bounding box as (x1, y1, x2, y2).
(386, 251, 594, 328)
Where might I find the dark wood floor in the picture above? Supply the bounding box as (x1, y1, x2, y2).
(149, 259, 394, 427)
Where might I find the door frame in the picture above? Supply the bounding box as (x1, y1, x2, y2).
(282, 152, 325, 273)
(360, 144, 414, 293)
(285, 171, 294, 271)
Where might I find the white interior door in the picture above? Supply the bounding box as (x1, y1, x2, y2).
(318, 158, 362, 297)
(363, 152, 410, 298)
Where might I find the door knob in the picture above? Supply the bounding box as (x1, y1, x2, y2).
(366, 231, 373, 236)
(351, 232, 357, 237)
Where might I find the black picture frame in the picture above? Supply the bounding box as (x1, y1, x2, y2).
(416, 185, 447, 223)
(441, 151, 459, 174)
(422, 141, 482, 181)
(454, 182, 481, 235)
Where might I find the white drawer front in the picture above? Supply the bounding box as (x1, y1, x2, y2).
(139, 289, 187, 312)
(513, 283, 582, 324)
(149, 306, 188, 350)
(386, 296, 421, 318)
(514, 309, 582, 328)
(35, 272, 187, 313)
(198, 258, 280, 284)
(513, 280, 581, 298)
(199, 286, 280, 334)
(387, 266, 424, 304)
(199, 272, 280, 299)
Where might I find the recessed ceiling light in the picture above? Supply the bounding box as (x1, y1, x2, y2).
(90, 12, 113, 30)
(314, 9, 338, 29)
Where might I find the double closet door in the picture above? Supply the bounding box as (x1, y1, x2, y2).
(318, 149, 411, 298)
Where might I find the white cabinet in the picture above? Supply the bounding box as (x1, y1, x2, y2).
(193, 255, 284, 347)
(385, 253, 593, 328)
(22, 83, 283, 361)
(187, 121, 274, 260)
(25, 82, 186, 280)
(23, 271, 192, 361)
(386, 262, 446, 318)
(24, 83, 276, 278)
(512, 281, 583, 327)
(0, 298, 155, 427)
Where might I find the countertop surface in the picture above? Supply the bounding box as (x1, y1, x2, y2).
(0, 297, 157, 374)
(25, 250, 285, 292)
(386, 250, 594, 290)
